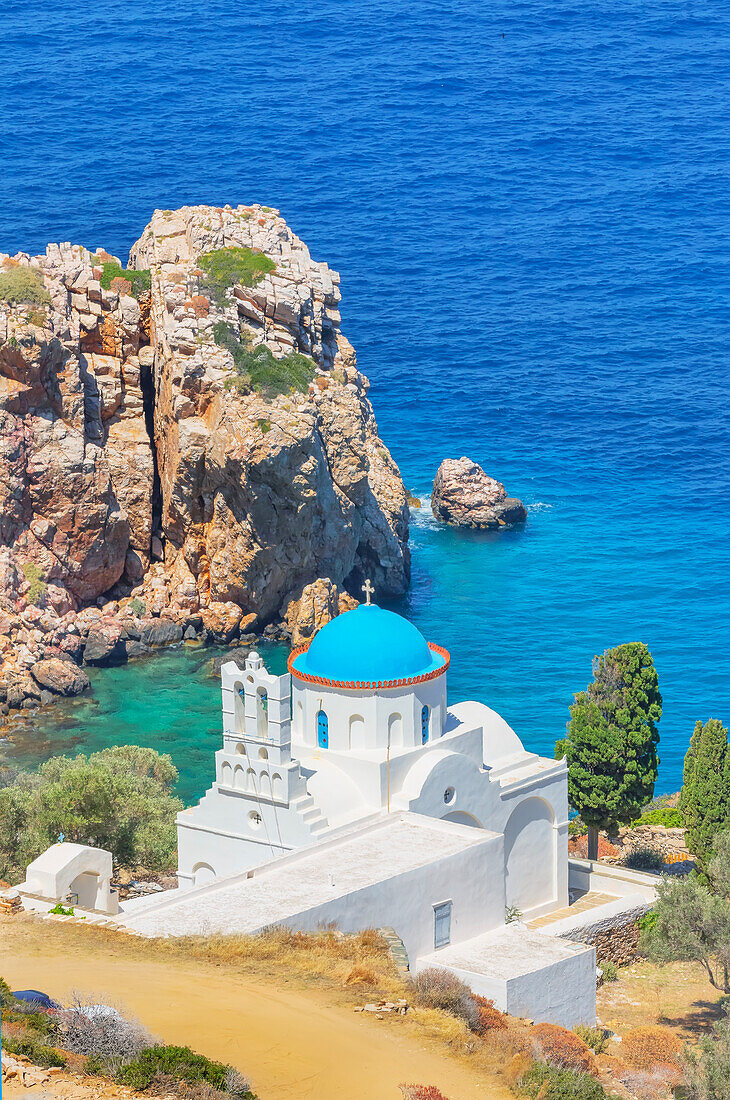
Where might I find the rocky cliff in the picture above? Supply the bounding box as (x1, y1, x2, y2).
(0, 204, 409, 710)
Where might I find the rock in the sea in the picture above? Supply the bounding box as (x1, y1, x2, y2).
(83, 621, 123, 663)
(209, 645, 253, 677)
(139, 618, 183, 647)
(30, 657, 91, 697)
(282, 576, 358, 647)
(431, 458, 527, 529)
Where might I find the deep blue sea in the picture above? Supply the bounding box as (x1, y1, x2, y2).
(3, 0, 729, 796)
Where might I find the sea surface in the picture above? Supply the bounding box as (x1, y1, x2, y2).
(2, 0, 729, 799)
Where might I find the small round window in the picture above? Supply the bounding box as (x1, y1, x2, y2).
(443, 787, 455, 805)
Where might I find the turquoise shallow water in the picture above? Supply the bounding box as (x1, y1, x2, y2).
(2, 645, 288, 803)
(3, 0, 730, 796)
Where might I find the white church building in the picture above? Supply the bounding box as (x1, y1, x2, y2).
(177, 597, 569, 926)
(6, 590, 660, 1027)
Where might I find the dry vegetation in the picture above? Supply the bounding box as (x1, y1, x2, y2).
(9, 915, 724, 1100)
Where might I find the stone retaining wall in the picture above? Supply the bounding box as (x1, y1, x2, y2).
(558, 905, 648, 967)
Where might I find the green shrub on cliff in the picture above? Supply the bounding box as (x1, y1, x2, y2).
(0, 266, 51, 307)
(21, 561, 47, 604)
(93, 260, 151, 299)
(213, 321, 314, 400)
(198, 246, 275, 307)
(0, 745, 182, 882)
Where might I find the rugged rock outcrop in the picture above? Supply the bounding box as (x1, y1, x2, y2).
(431, 457, 527, 529)
(282, 577, 358, 647)
(30, 657, 90, 697)
(0, 205, 410, 712)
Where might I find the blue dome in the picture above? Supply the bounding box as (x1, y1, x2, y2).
(291, 604, 447, 685)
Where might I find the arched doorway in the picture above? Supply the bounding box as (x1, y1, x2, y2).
(504, 798, 556, 914)
(68, 871, 102, 909)
(193, 863, 216, 887)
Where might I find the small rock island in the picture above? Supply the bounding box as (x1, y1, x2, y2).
(431, 457, 527, 529)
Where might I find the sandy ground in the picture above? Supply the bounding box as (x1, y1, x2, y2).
(1, 919, 508, 1100)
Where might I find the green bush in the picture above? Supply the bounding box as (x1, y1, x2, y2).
(213, 322, 315, 401)
(128, 597, 146, 617)
(22, 562, 47, 605)
(2, 1034, 67, 1068)
(0, 975, 16, 1005)
(0, 745, 183, 882)
(599, 960, 618, 982)
(94, 261, 151, 299)
(573, 1026, 610, 1054)
(683, 1009, 730, 1099)
(117, 1045, 253, 1097)
(514, 1061, 607, 1099)
(637, 911, 658, 934)
(0, 266, 51, 306)
(632, 806, 683, 828)
(198, 246, 274, 307)
(623, 845, 665, 873)
(49, 902, 74, 915)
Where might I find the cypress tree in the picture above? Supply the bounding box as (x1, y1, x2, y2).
(557, 642, 662, 860)
(680, 718, 730, 867)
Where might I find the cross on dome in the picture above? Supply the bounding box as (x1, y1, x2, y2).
(361, 578, 375, 605)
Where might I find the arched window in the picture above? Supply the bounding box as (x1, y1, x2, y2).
(349, 713, 365, 749)
(421, 705, 430, 744)
(388, 712, 402, 746)
(317, 709, 329, 749)
(257, 688, 268, 738)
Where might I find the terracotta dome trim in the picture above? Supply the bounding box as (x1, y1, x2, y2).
(288, 642, 450, 690)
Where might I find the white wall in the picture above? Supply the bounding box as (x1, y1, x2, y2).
(291, 673, 447, 755)
(264, 831, 505, 966)
(432, 945, 596, 1029)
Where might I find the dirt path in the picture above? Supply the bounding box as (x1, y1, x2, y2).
(1, 921, 507, 1100)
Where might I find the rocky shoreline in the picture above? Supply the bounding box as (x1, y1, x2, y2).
(0, 205, 408, 716)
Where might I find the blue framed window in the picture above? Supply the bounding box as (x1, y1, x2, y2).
(433, 901, 452, 948)
(317, 709, 329, 749)
(421, 704, 430, 744)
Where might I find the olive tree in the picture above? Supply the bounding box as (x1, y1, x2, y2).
(0, 745, 182, 882)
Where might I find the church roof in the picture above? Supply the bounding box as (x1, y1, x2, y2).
(289, 604, 448, 689)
